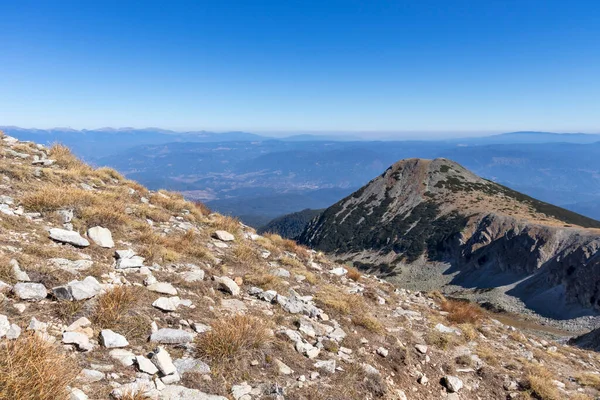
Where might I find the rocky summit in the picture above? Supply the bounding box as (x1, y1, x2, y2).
(1, 134, 600, 400)
(298, 158, 600, 325)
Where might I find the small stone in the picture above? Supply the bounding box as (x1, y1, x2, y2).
(13, 282, 47, 301)
(231, 382, 252, 400)
(213, 230, 235, 241)
(109, 349, 136, 366)
(415, 344, 428, 354)
(182, 270, 205, 282)
(418, 374, 428, 385)
(151, 347, 177, 375)
(100, 329, 129, 348)
(160, 371, 181, 384)
(275, 359, 293, 375)
(87, 226, 114, 248)
(214, 276, 240, 296)
(150, 328, 194, 344)
(136, 355, 159, 375)
(442, 375, 463, 392)
(192, 322, 212, 333)
(69, 276, 103, 300)
(6, 324, 21, 339)
(147, 282, 178, 295)
(173, 358, 211, 375)
(314, 359, 336, 374)
(0, 315, 10, 337)
(63, 331, 94, 351)
(329, 267, 348, 276)
(69, 387, 89, 400)
(78, 369, 104, 383)
(49, 228, 90, 247)
(376, 347, 389, 357)
(153, 296, 181, 312)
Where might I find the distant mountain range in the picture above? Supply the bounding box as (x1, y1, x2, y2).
(4, 126, 600, 226)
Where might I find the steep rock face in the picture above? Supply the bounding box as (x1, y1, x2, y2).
(299, 158, 600, 316)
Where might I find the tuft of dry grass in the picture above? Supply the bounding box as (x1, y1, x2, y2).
(211, 215, 241, 235)
(440, 299, 484, 325)
(576, 372, 600, 390)
(352, 313, 384, 333)
(523, 365, 562, 400)
(476, 344, 500, 366)
(346, 266, 362, 282)
(316, 284, 365, 315)
(243, 270, 287, 292)
(195, 315, 270, 368)
(425, 331, 461, 350)
(0, 333, 78, 400)
(21, 185, 96, 213)
(0, 252, 16, 284)
(91, 286, 140, 329)
(49, 143, 91, 171)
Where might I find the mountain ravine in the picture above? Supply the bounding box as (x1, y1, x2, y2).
(298, 158, 600, 322)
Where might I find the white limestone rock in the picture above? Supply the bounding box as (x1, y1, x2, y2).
(87, 226, 114, 248)
(49, 228, 90, 247)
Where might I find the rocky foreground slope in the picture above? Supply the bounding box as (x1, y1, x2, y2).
(298, 158, 600, 321)
(1, 134, 600, 399)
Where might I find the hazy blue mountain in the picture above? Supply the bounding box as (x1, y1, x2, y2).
(453, 131, 600, 145)
(0, 126, 268, 159)
(6, 126, 600, 225)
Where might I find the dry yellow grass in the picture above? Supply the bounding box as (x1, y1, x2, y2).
(195, 315, 270, 366)
(476, 344, 500, 366)
(316, 284, 365, 315)
(244, 270, 287, 292)
(425, 330, 461, 350)
(21, 185, 97, 213)
(352, 312, 384, 333)
(211, 215, 241, 234)
(576, 372, 600, 390)
(524, 365, 562, 400)
(0, 252, 16, 284)
(92, 286, 140, 329)
(440, 299, 484, 325)
(49, 143, 91, 171)
(346, 266, 362, 282)
(0, 333, 78, 400)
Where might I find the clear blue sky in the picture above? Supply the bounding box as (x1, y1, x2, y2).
(1, 0, 599, 136)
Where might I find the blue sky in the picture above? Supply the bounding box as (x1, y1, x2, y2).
(1, 0, 599, 137)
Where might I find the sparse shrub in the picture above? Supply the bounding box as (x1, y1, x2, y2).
(0, 333, 78, 400)
(441, 299, 484, 324)
(195, 315, 270, 366)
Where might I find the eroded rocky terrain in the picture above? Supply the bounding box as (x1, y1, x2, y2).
(1, 134, 600, 400)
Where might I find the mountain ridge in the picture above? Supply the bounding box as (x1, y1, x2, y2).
(298, 158, 600, 320)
